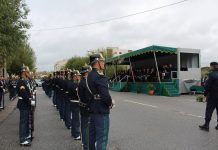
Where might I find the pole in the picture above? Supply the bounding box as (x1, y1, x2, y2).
(153, 52, 161, 83)
(112, 62, 117, 87)
(129, 57, 135, 83)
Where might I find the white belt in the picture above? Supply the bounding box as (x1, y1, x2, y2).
(18, 97, 23, 100)
(70, 100, 79, 103)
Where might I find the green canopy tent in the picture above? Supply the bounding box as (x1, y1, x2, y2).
(106, 45, 176, 64)
(106, 45, 177, 84)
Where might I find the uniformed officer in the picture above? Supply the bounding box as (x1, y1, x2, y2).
(78, 65, 92, 150)
(9, 75, 18, 100)
(63, 69, 71, 128)
(199, 62, 218, 131)
(69, 70, 81, 140)
(52, 72, 57, 107)
(58, 71, 65, 120)
(87, 54, 113, 150)
(17, 65, 32, 146)
(56, 71, 61, 111)
(0, 75, 5, 109)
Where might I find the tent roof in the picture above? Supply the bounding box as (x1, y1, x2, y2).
(106, 45, 177, 63)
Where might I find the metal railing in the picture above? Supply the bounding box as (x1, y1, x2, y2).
(111, 75, 121, 88)
(171, 71, 178, 79)
(118, 75, 129, 89)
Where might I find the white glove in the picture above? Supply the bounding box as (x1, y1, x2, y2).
(31, 100, 36, 106)
(110, 99, 115, 109)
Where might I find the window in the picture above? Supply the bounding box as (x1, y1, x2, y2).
(180, 53, 199, 71)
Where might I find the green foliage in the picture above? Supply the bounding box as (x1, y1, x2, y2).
(201, 67, 210, 77)
(65, 56, 89, 71)
(65, 49, 127, 77)
(6, 42, 36, 74)
(196, 95, 204, 102)
(0, 0, 31, 67)
(147, 83, 156, 91)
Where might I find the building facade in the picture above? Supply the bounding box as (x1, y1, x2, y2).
(54, 59, 68, 71)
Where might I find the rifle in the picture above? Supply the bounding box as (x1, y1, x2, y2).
(29, 82, 37, 141)
(29, 97, 36, 141)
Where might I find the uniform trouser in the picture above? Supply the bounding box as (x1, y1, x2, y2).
(19, 109, 30, 143)
(89, 114, 110, 150)
(52, 90, 57, 106)
(205, 99, 218, 123)
(63, 93, 68, 121)
(48, 88, 52, 98)
(59, 92, 64, 119)
(70, 102, 81, 138)
(56, 91, 60, 110)
(81, 115, 89, 150)
(9, 88, 16, 99)
(0, 92, 3, 107)
(65, 100, 71, 128)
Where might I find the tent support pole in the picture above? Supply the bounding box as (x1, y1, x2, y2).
(129, 57, 135, 83)
(153, 52, 161, 84)
(113, 62, 117, 82)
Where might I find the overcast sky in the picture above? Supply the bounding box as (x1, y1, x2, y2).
(26, 0, 218, 71)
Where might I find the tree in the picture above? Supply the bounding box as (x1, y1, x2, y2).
(0, 0, 30, 67)
(65, 56, 89, 71)
(6, 42, 36, 75)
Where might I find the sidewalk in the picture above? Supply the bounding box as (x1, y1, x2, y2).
(0, 93, 18, 124)
(0, 88, 82, 150)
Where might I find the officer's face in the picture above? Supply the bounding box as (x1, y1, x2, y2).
(76, 75, 81, 81)
(99, 60, 105, 70)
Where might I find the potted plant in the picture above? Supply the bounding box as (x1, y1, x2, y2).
(147, 83, 156, 95)
(196, 95, 205, 102)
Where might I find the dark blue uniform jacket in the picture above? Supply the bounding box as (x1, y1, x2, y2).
(204, 68, 218, 101)
(78, 77, 92, 116)
(87, 68, 112, 114)
(17, 79, 31, 110)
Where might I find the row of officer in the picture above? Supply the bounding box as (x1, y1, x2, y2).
(50, 53, 114, 150)
(51, 69, 82, 140)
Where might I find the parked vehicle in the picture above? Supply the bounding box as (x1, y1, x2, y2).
(35, 79, 43, 87)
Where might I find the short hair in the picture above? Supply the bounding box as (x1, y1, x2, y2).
(210, 62, 218, 66)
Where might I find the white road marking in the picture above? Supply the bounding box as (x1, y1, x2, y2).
(123, 99, 217, 121)
(124, 100, 159, 108)
(185, 113, 204, 118)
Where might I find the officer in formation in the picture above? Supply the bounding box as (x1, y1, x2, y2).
(51, 53, 113, 150)
(69, 70, 81, 140)
(17, 65, 37, 146)
(42, 74, 53, 98)
(87, 54, 113, 150)
(0, 75, 5, 110)
(8, 75, 18, 101)
(78, 66, 92, 150)
(199, 62, 218, 131)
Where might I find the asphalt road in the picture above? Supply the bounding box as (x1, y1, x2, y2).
(109, 92, 218, 150)
(0, 88, 218, 150)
